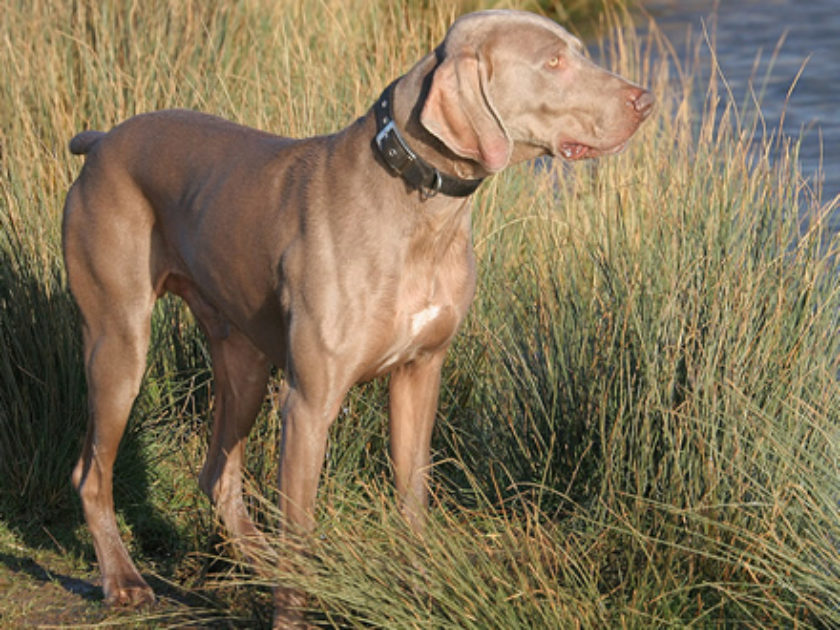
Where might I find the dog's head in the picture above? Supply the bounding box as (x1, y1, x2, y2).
(420, 10, 654, 173)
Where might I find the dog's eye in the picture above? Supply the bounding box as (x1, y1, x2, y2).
(547, 55, 563, 69)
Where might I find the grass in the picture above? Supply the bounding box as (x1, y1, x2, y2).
(2, 0, 840, 627)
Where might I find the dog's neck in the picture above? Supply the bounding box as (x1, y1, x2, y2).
(390, 53, 490, 183)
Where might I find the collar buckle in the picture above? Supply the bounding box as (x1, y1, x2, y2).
(375, 120, 416, 176)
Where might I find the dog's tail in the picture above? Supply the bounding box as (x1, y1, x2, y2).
(69, 130, 106, 155)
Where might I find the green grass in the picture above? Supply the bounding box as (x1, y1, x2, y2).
(2, 0, 839, 627)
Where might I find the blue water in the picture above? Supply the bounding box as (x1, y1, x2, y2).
(643, 0, 840, 204)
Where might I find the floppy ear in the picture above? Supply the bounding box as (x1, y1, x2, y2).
(420, 51, 512, 173)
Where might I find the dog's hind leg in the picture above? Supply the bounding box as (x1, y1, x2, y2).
(194, 317, 271, 556)
(65, 182, 158, 607)
(157, 275, 273, 558)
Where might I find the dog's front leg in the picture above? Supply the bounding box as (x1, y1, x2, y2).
(277, 390, 339, 531)
(273, 385, 342, 628)
(388, 352, 446, 532)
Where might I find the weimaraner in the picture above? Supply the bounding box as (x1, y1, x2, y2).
(64, 9, 652, 625)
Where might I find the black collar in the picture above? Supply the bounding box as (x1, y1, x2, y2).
(372, 81, 484, 198)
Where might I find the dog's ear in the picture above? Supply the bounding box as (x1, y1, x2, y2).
(420, 51, 512, 173)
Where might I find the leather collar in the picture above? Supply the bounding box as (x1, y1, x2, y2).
(372, 81, 483, 198)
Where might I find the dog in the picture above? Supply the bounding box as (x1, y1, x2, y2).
(63, 9, 652, 625)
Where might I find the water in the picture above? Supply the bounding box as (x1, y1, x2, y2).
(642, 0, 840, 203)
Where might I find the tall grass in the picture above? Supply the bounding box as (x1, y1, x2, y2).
(1, 0, 839, 627)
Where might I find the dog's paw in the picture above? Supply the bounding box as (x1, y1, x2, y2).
(103, 578, 155, 608)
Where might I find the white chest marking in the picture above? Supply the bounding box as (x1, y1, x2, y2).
(410, 305, 442, 336)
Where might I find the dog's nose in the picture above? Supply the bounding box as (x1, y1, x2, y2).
(627, 88, 655, 119)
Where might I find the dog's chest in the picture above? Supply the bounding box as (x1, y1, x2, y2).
(353, 214, 476, 379)
(410, 305, 443, 336)
(371, 301, 458, 376)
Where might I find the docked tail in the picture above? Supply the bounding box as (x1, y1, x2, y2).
(69, 130, 106, 155)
